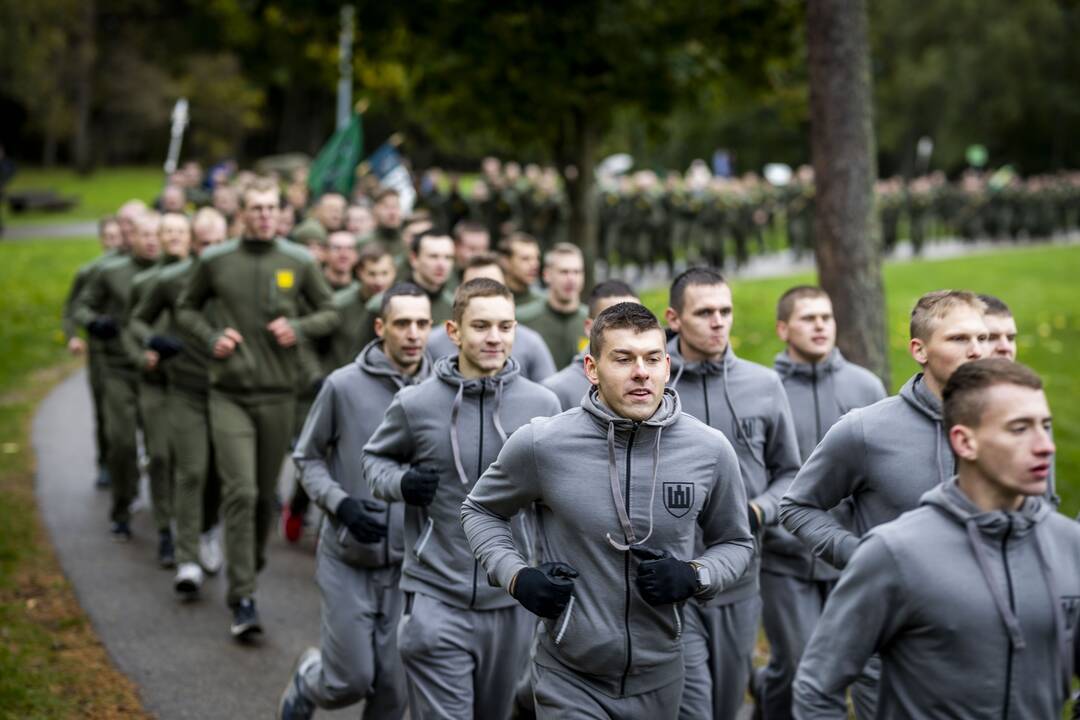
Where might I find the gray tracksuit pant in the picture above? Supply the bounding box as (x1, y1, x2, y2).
(533, 658, 683, 720)
(396, 591, 533, 720)
(680, 596, 762, 720)
(299, 530, 407, 717)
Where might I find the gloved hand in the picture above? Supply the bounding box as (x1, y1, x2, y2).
(511, 562, 579, 618)
(748, 503, 761, 533)
(631, 546, 698, 606)
(148, 334, 184, 360)
(336, 497, 388, 543)
(401, 467, 440, 506)
(87, 316, 119, 340)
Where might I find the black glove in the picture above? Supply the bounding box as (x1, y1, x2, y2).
(511, 562, 579, 618)
(401, 467, 440, 506)
(748, 504, 761, 534)
(631, 546, 698, 606)
(148, 334, 184, 359)
(87, 316, 119, 339)
(336, 497, 388, 543)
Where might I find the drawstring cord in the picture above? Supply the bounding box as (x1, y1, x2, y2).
(964, 519, 1026, 650)
(605, 422, 663, 552)
(450, 377, 508, 485)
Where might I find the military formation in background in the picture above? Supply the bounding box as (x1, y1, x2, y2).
(57, 155, 1080, 720)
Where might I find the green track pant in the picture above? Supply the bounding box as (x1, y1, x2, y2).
(103, 372, 139, 524)
(138, 381, 172, 531)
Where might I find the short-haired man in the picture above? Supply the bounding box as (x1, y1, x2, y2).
(192, 207, 228, 253)
(372, 189, 403, 258)
(518, 242, 588, 368)
(405, 229, 455, 323)
(497, 232, 543, 308)
(177, 178, 340, 639)
(780, 289, 989, 716)
(425, 254, 557, 382)
(794, 358, 1080, 718)
(62, 215, 125, 488)
(294, 192, 346, 241)
(757, 285, 887, 718)
(978, 293, 1018, 360)
(663, 267, 802, 720)
(364, 279, 562, 720)
(319, 244, 398, 374)
(74, 208, 162, 540)
(345, 203, 375, 240)
(278, 284, 434, 720)
(448, 220, 490, 291)
(542, 280, 639, 411)
(461, 302, 754, 719)
(323, 231, 358, 292)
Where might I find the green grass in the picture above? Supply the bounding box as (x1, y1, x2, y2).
(5, 166, 165, 227)
(641, 242, 1080, 517)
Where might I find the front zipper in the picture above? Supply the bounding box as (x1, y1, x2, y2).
(414, 516, 434, 561)
(1001, 516, 1015, 719)
(702, 374, 711, 426)
(620, 423, 639, 697)
(554, 596, 576, 646)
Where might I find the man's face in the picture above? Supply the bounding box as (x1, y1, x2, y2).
(326, 232, 358, 275)
(276, 207, 296, 236)
(358, 255, 396, 298)
(778, 296, 836, 364)
(376, 295, 432, 372)
(374, 195, 402, 229)
(585, 327, 670, 422)
(100, 222, 123, 251)
(133, 218, 161, 260)
(456, 230, 489, 268)
(410, 236, 455, 289)
(346, 206, 374, 237)
(162, 186, 186, 212)
(543, 252, 585, 306)
(449, 296, 516, 376)
(316, 195, 346, 231)
(160, 215, 191, 259)
(985, 314, 1018, 360)
(193, 222, 226, 256)
(951, 384, 1054, 499)
(506, 241, 540, 288)
(911, 307, 988, 389)
(212, 186, 238, 216)
(243, 189, 281, 241)
(666, 283, 733, 360)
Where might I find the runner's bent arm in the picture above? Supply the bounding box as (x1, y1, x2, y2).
(363, 393, 417, 503)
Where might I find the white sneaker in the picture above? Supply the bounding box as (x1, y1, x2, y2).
(199, 527, 224, 575)
(174, 563, 204, 598)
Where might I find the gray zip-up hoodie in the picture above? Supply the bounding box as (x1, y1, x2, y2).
(667, 338, 801, 601)
(461, 387, 754, 697)
(779, 373, 950, 571)
(294, 340, 431, 569)
(364, 355, 562, 610)
(424, 324, 558, 382)
(542, 350, 590, 411)
(794, 479, 1080, 719)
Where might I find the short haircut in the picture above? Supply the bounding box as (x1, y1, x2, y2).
(98, 215, 119, 234)
(544, 242, 584, 267)
(589, 302, 663, 356)
(453, 219, 489, 242)
(160, 211, 191, 228)
(978, 293, 1013, 318)
(241, 177, 281, 207)
(910, 290, 985, 341)
(452, 278, 512, 324)
(587, 280, 637, 318)
(669, 267, 727, 314)
(943, 358, 1042, 431)
(192, 207, 226, 234)
(379, 282, 428, 319)
(497, 231, 539, 257)
(776, 285, 830, 322)
(374, 188, 399, 204)
(357, 242, 391, 268)
(465, 252, 502, 271)
(411, 228, 452, 255)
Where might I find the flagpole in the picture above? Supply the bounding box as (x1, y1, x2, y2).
(336, 5, 355, 132)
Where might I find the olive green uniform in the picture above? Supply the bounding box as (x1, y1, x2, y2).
(74, 253, 157, 525)
(177, 237, 339, 605)
(516, 300, 588, 369)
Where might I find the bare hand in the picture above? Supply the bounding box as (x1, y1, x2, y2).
(67, 337, 86, 355)
(267, 316, 297, 348)
(144, 350, 160, 371)
(213, 327, 244, 358)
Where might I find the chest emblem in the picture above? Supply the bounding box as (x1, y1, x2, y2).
(276, 269, 295, 289)
(663, 482, 694, 518)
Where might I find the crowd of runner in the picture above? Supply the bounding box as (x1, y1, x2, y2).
(60, 160, 1078, 719)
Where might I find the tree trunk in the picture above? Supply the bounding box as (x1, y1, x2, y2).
(564, 109, 599, 292)
(72, 0, 96, 174)
(807, 0, 890, 385)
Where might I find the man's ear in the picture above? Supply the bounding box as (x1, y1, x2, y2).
(949, 424, 977, 461)
(909, 337, 928, 366)
(776, 320, 789, 343)
(446, 319, 462, 348)
(664, 307, 681, 333)
(584, 353, 600, 386)
(374, 317, 385, 339)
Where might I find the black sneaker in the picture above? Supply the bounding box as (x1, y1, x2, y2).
(230, 597, 263, 641)
(110, 521, 132, 542)
(158, 529, 176, 569)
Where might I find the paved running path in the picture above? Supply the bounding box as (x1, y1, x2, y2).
(4, 220, 98, 240)
(34, 369, 353, 719)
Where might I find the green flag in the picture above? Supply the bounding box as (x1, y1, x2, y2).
(308, 112, 364, 199)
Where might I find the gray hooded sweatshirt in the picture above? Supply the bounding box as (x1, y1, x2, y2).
(667, 338, 802, 600)
(461, 387, 754, 697)
(364, 355, 562, 610)
(543, 350, 590, 411)
(294, 340, 432, 569)
(779, 373, 951, 571)
(794, 479, 1080, 719)
(425, 324, 558, 382)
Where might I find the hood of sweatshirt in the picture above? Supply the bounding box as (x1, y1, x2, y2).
(356, 339, 432, 389)
(668, 337, 735, 384)
(773, 347, 846, 380)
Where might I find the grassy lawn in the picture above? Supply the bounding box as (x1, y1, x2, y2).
(4, 166, 165, 227)
(0, 237, 146, 717)
(641, 241, 1080, 517)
